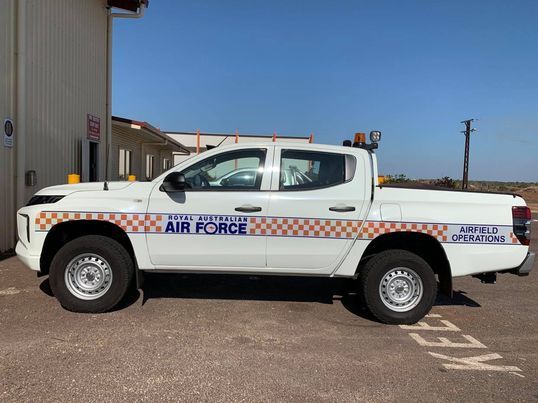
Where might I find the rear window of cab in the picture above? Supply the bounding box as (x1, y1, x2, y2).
(280, 150, 356, 191)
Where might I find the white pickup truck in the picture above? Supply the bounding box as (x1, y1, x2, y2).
(15, 133, 534, 324)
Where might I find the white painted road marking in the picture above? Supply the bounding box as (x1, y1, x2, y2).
(400, 319, 460, 332)
(428, 352, 522, 372)
(400, 313, 523, 375)
(0, 287, 20, 296)
(409, 333, 486, 348)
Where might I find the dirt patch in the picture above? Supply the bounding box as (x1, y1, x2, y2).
(519, 187, 538, 212)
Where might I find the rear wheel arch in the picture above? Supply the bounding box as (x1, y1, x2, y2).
(40, 220, 137, 276)
(356, 231, 452, 296)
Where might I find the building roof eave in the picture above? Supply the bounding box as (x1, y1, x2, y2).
(112, 115, 189, 154)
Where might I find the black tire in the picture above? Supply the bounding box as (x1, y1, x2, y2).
(49, 235, 134, 313)
(359, 249, 437, 325)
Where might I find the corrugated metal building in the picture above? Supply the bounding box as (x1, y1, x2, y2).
(111, 116, 189, 181)
(167, 131, 313, 166)
(0, 0, 148, 253)
(0, 0, 17, 254)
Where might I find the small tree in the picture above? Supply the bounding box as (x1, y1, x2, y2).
(433, 176, 456, 189)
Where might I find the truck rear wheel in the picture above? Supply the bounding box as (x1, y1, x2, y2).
(49, 235, 134, 313)
(359, 249, 437, 325)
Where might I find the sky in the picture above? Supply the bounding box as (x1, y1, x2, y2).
(112, 0, 538, 182)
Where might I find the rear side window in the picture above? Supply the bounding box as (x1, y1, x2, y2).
(280, 150, 350, 190)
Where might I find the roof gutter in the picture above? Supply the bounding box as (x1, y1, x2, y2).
(105, 1, 147, 180)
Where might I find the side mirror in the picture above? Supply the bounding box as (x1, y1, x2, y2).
(160, 172, 187, 192)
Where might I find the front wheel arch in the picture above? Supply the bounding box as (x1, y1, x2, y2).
(40, 220, 137, 276)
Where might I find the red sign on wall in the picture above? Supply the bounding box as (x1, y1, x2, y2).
(87, 114, 101, 141)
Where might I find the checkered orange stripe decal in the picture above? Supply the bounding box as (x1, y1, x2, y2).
(35, 212, 163, 233)
(359, 221, 449, 242)
(249, 217, 363, 239)
(35, 211, 515, 245)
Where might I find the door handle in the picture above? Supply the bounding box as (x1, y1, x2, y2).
(329, 205, 356, 212)
(235, 205, 262, 213)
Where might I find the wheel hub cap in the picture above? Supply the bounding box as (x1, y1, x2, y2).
(379, 267, 423, 312)
(65, 254, 112, 300)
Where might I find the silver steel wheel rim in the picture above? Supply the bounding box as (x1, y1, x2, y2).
(379, 267, 423, 312)
(64, 253, 113, 300)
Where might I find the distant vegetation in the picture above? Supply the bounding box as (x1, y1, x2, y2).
(383, 174, 537, 192)
(432, 176, 457, 189)
(382, 174, 538, 211)
(466, 181, 538, 193)
(383, 174, 411, 184)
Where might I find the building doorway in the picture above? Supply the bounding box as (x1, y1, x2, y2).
(82, 140, 99, 182)
(89, 142, 99, 182)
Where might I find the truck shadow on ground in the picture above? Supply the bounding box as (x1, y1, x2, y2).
(39, 273, 480, 320)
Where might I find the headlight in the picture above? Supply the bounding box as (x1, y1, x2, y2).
(17, 213, 30, 243)
(26, 195, 64, 206)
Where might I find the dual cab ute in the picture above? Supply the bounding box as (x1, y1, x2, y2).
(16, 134, 534, 324)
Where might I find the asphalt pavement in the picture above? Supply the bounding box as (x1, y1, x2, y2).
(1, 220, 537, 402)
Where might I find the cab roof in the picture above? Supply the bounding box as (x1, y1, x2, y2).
(212, 141, 367, 154)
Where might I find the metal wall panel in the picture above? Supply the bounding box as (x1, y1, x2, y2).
(24, 0, 108, 201)
(0, 0, 108, 252)
(143, 144, 173, 180)
(0, 0, 16, 252)
(111, 125, 142, 180)
(111, 124, 179, 181)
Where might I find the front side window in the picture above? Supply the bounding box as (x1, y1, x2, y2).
(280, 150, 347, 190)
(180, 149, 266, 190)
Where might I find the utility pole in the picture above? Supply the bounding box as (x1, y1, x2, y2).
(460, 119, 476, 190)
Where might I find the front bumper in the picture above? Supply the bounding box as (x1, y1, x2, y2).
(511, 252, 535, 276)
(15, 241, 41, 272)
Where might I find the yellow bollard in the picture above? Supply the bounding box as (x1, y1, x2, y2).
(128, 175, 136, 182)
(378, 175, 385, 184)
(68, 174, 80, 184)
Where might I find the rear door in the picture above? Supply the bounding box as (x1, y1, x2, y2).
(266, 146, 369, 273)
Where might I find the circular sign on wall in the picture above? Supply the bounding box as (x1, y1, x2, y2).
(3, 118, 14, 148)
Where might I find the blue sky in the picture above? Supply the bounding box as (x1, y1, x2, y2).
(112, 0, 538, 181)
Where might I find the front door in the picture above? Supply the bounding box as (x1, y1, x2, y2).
(146, 146, 273, 269)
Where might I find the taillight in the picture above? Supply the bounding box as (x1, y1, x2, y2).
(512, 206, 531, 245)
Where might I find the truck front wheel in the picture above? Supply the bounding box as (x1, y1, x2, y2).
(49, 235, 134, 313)
(359, 249, 437, 325)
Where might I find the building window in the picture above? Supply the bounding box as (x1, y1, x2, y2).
(163, 158, 171, 172)
(146, 154, 155, 180)
(119, 148, 132, 180)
